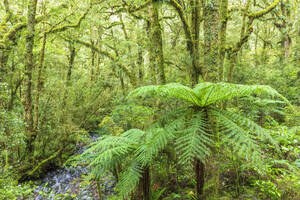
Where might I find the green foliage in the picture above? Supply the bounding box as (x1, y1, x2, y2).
(77, 81, 292, 198)
(175, 112, 212, 165)
(0, 179, 35, 200)
(252, 180, 281, 199)
(0, 110, 26, 172)
(129, 82, 290, 107)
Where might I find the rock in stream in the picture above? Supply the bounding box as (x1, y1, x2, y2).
(32, 135, 116, 200)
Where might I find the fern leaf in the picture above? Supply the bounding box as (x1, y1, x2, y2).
(175, 112, 212, 166)
(135, 128, 175, 166)
(212, 110, 264, 166)
(193, 82, 291, 107)
(116, 161, 143, 198)
(128, 83, 202, 106)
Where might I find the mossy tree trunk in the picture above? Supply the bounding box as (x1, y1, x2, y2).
(203, 0, 219, 82)
(34, 2, 47, 131)
(167, 0, 202, 86)
(24, 0, 38, 153)
(218, 0, 228, 82)
(278, 0, 291, 62)
(148, 1, 165, 85)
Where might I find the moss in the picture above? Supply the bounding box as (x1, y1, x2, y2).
(3, 22, 26, 42)
(249, 0, 280, 18)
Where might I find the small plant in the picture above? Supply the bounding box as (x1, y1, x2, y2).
(252, 180, 281, 199)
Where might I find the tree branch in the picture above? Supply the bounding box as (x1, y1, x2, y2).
(248, 0, 280, 19)
(166, 0, 193, 44)
(70, 38, 137, 87)
(46, 4, 92, 34)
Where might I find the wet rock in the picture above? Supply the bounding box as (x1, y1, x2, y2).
(32, 135, 116, 200)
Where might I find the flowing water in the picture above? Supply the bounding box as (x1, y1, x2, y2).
(32, 134, 116, 200)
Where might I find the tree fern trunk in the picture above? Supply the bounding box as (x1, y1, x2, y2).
(195, 157, 205, 198)
(143, 166, 150, 200)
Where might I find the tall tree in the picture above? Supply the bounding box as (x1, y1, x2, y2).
(148, 1, 166, 84)
(203, 0, 219, 82)
(24, 0, 38, 152)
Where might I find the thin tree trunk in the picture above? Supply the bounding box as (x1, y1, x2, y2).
(67, 42, 76, 83)
(34, 27, 47, 131)
(218, 0, 228, 82)
(195, 158, 205, 198)
(138, 44, 144, 84)
(227, 53, 237, 83)
(24, 0, 38, 152)
(90, 40, 96, 82)
(142, 166, 150, 200)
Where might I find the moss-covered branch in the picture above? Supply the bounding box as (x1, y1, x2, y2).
(226, 0, 280, 82)
(248, 0, 280, 18)
(0, 3, 92, 49)
(27, 149, 62, 176)
(128, 0, 153, 12)
(72, 39, 137, 87)
(0, 16, 43, 48)
(45, 4, 92, 34)
(229, 0, 280, 54)
(166, 0, 193, 45)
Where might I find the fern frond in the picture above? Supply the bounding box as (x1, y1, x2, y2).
(220, 110, 277, 147)
(175, 112, 212, 166)
(212, 110, 263, 166)
(135, 128, 175, 166)
(79, 131, 142, 170)
(193, 82, 291, 107)
(128, 83, 201, 106)
(116, 161, 143, 198)
(121, 128, 146, 141)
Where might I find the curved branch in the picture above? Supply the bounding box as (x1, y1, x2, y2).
(166, 0, 193, 44)
(71, 39, 137, 87)
(229, 0, 280, 54)
(46, 4, 92, 34)
(248, 0, 280, 19)
(0, 16, 43, 48)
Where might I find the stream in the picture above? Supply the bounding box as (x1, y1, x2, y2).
(32, 134, 116, 200)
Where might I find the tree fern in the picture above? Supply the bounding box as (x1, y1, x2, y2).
(78, 81, 290, 198)
(175, 112, 212, 166)
(128, 82, 290, 108)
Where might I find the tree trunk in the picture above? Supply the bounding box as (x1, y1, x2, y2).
(24, 0, 38, 152)
(227, 52, 237, 83)
(148, 2, 165, 84)
(280, 0, 291, 61)
(90, 40, 96, 82)
(218, 0, 228, 82)
(203, 0, 219, 82)
(67, 42, 76, 83)
(142, 166, 150, 200)
(195, 158, 205, 198)
(34, 28, 47, 131)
